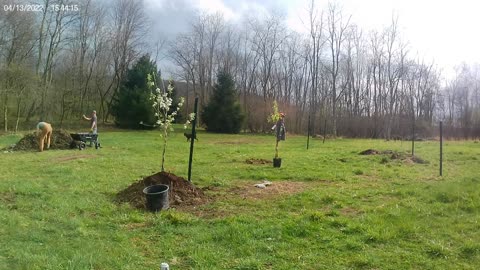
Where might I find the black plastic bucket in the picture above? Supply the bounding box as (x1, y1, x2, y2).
(273, 158, 282, 168)
(143, 184, 169, 212)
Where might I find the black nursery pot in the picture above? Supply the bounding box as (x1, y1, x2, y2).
(143, 184, 169, 212)
(273, 158, 282, 168)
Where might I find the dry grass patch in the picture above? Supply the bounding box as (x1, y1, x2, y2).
(245, 158, 272, 165)
(182, 181, 313, 218)
(212, 137, 265, 145)
(226, 181, 310, 201)
(55, 154, 98, 162)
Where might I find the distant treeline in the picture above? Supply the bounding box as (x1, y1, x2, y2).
(0, 0, 479, 139)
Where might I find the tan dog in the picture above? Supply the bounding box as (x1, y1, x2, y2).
(37, 122, 52, 152)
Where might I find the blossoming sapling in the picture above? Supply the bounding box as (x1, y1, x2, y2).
(148, 74, 185, 172)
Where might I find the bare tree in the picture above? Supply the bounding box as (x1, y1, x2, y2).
(306, 0, 325, 134)
(0, 3, 36, 131)
(384, 16, 407, 140)
(103, 0, 147, 122)
(326, 3, 351, 137)
(250, 13, 287, 131)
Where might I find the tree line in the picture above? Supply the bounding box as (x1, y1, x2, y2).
(1, 0, 147, 131)
(1, 0, 479, 139)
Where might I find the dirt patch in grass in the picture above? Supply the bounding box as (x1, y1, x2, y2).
(245, 158, 272, 165)
(407, 155, 430, 164)
(340, 206, 363, 217)
(0, 191, 16, 203)
(55, 154, 97, 162)
(360, 149, 399, 155)
(390, 152, 405, 160)
(115, 171, 208, 211)
(117, 177, 317, 217)
(6, 129, 74, 151)
(360, 149, 429, 164)
(0, 192, 16, 209)
(192, 181, 311, 218)
(226, 181, 309, 201)
(387, 152, 429, 164)
(359, 149, 379, 155)
(213, 138, 262, 145)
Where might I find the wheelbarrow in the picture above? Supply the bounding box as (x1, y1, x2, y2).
(70, 133, 100, 150)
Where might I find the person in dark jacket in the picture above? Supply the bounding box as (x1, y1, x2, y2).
(274, 112, 286, 141)
(271, 112, 286, 158)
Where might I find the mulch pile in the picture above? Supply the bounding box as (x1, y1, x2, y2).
(359, 149, 429, 164)
(410, 155, 429, 164)
(8, 129, 73, 151)
(115, 171, 208, 210)
(359, 149, 379, 155)
(246, 158, 272, 165)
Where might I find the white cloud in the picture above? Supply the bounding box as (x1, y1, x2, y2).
(144, 0, 480, 79)
(191, 0, 237, 20)
(282, 0, 480, 79)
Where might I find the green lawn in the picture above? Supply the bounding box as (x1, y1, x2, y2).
(0, 130, 479, 269)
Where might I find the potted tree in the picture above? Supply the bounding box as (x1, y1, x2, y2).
(268, 101, 286, 168)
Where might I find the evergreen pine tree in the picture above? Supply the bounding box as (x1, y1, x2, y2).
(110, 55, 157, 129)
(202, 71, 244, 133)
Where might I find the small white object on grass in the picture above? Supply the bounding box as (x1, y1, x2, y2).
(160, 262, 169, 270)
(254, 183, 266, 189)
(263, 180, 272, 186)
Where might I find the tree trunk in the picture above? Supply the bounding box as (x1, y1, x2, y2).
(15, 96, 22, 133)
(3, 93, 8, 132)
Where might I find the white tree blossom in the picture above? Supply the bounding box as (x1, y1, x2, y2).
(148, 74, 187, 171)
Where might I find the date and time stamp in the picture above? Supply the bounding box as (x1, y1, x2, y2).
(3, 3, 80, 12)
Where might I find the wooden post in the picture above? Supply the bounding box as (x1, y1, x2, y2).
(188, 97, 198, 182)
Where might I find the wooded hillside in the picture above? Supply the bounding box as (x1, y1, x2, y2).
(1, 0, 479, 138)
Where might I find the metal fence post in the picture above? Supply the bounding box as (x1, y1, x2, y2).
(188, 97, 199, 182)
(440, 121, 443, 176)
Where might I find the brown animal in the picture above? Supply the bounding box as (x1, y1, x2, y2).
(37, 122, 52, 152)
(184, 132, 198, 142)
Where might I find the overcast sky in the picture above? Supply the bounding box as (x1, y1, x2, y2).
(144, 0, 480, 80)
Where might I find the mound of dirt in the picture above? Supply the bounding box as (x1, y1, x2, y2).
(359, 149, 429, 164)
(409, 155, 429, 164)
(359, 149, 379, 155)
(246, 158, 272, 165)
(11, 129, 73, 151)
(115, 171, 208, 210)
(390, 152, 403, 159)
(360, 149, 404, 157)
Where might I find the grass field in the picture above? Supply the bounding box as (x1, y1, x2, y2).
(0, 129, 479, 269)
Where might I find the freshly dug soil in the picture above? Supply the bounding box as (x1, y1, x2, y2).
(359, 149, 379, 155)
(246, 158, 272, 165)
(10, 129, 73, 151)
(115, 171, 208, 210)
(410, 156, 429, 164)
(360, 149, 429, 164)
